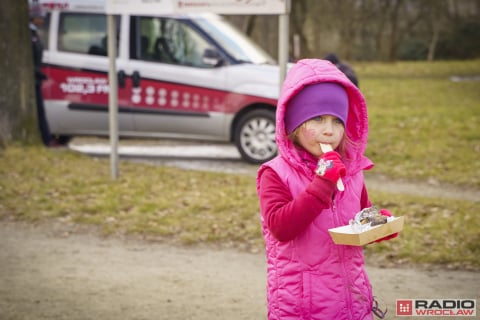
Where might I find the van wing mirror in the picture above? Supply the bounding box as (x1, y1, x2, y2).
(202, 48, 224, 67)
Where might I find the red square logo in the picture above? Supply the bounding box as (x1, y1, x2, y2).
(396, 300, 413, 316)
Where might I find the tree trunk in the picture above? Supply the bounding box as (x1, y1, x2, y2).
(243, 15, 256, 37)
(386, 0, 402, 61)
(0, 0, 39, 148)
(427, 22, 440, 61)
(290, 0, 311, 59)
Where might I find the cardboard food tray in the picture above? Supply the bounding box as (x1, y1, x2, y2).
(328, 216, 404, 246)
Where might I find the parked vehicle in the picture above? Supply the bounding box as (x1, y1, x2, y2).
(36, 0, 280, 163)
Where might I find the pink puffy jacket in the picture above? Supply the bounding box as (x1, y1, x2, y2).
(257, 59, 375, 319)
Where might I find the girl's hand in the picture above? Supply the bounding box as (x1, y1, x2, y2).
(380, 209, 392, 217)
(316, 151, 346, 185)
(373, 209, 399, 242)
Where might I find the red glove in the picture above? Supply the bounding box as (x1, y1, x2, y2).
(380, 209, 392, 217)
(316, 151, 346, 185)
(374, 209, 399, 243)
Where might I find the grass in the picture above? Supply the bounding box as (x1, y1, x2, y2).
(0, 147, 263, 249)
(365, 191, 479, 270)
(358, 60, 480, 187)
(1, 145, 479, 270)
(1, 60, 480, 270)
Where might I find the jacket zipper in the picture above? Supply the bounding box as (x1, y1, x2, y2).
(332, 196, 354, 319)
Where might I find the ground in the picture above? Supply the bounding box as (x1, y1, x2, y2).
(1, 220, 478, 320)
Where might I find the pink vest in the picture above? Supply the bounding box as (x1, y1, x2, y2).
(260, 156, 374, 320)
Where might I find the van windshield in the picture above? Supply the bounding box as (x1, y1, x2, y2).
(193, 15, 276, 65)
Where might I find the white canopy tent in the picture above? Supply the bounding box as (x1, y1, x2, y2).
(105, 0, 291, 179)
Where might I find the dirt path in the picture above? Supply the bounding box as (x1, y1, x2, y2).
(1, 221, 478, 320)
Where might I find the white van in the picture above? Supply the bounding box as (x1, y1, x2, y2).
(37, 0, 280, 163)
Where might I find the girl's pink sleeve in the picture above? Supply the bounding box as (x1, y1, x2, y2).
(258, 167, 334, 242)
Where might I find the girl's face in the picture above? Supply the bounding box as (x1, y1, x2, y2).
(295, 115, 345, 157)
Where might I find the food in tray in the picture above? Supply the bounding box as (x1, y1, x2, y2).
(349, 206, 388, 232)
(357, 206, 387, 226)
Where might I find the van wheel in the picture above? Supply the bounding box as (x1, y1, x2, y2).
(234, 109, 277, 164)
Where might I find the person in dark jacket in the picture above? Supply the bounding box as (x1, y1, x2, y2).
(30, 1, 55, 146)
(324, 53, 359, 88)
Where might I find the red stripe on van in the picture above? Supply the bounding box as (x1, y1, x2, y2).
(42, 65, 276, 114)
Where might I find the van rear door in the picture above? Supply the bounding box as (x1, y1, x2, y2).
(42, 11, 135, 136)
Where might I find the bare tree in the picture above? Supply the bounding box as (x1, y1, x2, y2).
(227, 14, 278, 60)
(0, 0, 38, 148)
(325, 0, 362, 60)
(290, 0, 312, 59)
(414, 0, 449, 61)
(229, 0, 479, 62)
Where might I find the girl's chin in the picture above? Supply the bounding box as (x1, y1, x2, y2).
(310, 150, 323, 157)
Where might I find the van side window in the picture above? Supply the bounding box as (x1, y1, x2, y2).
(58, 13, 118, 56)
(130, 16, 215, 68)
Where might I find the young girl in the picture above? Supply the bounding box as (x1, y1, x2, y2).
(256, 59, 396, 319)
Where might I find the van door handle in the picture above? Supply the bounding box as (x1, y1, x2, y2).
(118, 70, 126, 88)
(132, 71, 141, 88)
